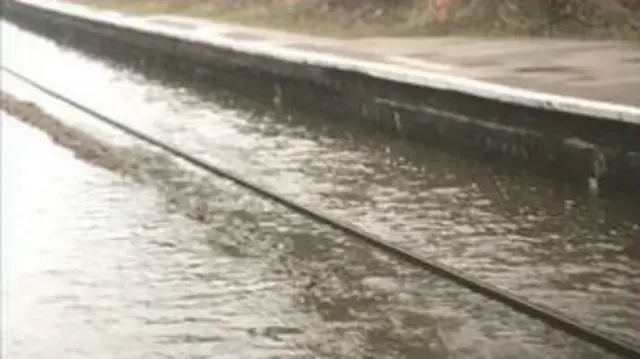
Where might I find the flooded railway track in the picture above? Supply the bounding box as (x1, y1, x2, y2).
(2, 19, 639, 359)
(3, 66, 640, 359)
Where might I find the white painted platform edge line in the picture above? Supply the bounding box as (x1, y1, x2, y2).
(17, 0, 640, 125)
(386, 56, 456, 72)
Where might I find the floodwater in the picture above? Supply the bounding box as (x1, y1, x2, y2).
(1, 19, 639, 359)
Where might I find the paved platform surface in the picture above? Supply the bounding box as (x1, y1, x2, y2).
(144, 15, 640, 108)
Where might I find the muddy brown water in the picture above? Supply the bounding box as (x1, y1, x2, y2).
(1, 20, 639, 359)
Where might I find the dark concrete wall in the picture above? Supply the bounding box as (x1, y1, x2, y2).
(3, 1, 640, 194)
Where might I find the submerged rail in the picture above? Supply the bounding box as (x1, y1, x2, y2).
(2, 66, 638, 359)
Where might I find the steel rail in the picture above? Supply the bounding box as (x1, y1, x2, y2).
(3, 66, 638, 359)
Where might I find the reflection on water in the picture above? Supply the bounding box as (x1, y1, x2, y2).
(1, 18, 639, 358)
(1, 115, 312, 359)
(3, 111, 612, 359)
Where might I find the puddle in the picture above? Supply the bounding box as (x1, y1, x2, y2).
(623, 57, 640, 64)
(512, 65, 583, 74)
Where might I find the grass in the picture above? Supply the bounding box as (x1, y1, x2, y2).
(72, 0, 640, 40)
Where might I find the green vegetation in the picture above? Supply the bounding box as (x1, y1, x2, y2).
(78, 0, 639, 40)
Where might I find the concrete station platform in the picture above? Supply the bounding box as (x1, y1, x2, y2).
(146, 14, 640, 109)
(6, 0, 640, 124)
